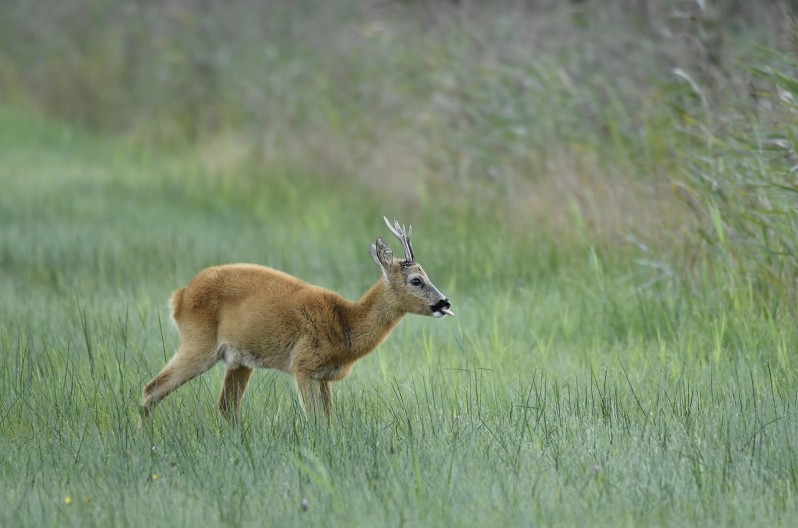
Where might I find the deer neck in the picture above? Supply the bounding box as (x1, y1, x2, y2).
(345, 279, 404, 361)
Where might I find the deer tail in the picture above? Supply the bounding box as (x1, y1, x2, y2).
(168, 288, 186, 327)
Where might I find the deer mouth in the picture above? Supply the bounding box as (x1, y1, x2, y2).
(431, 299, 454, 318)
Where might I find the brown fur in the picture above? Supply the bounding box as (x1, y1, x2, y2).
(141, 219, 451, 423)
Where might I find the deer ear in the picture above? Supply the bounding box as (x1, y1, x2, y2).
(370, 237, 393, 278)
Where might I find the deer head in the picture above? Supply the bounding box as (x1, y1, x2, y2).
(370, 216, 453, 318)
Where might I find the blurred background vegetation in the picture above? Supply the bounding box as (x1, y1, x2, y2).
(1, 0, 797, 301)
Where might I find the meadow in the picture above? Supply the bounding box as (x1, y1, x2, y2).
(2, 1, 798, 526)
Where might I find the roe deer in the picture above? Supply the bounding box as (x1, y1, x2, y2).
(141, 217, 453, 423)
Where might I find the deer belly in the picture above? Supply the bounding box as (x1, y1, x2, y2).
(220, 344, 291, 373)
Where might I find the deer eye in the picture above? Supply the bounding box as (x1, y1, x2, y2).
(410, 278, 423, 287)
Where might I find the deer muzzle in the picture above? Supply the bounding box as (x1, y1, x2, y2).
(431, 298, 454, 318)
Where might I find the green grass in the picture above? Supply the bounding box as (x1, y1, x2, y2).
(2, 106, 798, 527)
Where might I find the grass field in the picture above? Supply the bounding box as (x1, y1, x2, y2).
(1, 105, 797, 527)
(2, 1, 798, 526)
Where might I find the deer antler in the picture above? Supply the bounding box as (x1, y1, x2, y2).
(383, 216, 415, 262)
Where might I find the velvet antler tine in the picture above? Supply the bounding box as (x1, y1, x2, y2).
(383, 216, 401, 239)
(383, 216, 415, 262)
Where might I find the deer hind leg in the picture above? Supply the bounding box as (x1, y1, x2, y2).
(141, 341, 219, 417)
(218, 364, 254, 424)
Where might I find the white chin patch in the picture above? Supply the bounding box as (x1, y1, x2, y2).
(432, 308, 454, 318)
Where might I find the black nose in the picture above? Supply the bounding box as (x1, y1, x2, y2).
(431, 299, 451, 312)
